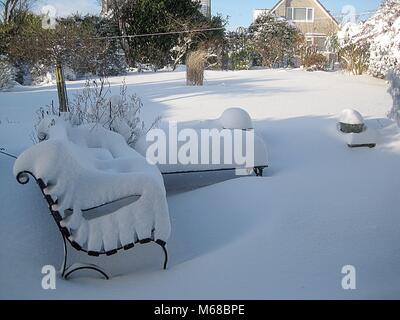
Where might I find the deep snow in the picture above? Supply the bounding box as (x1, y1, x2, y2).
(1, 69, 400, 299)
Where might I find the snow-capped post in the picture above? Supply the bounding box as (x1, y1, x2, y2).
(109, 101, 112, 130)
(388, 71, 400, 126)
(55, 63, 69, 114)
(339, 109, 365, 133)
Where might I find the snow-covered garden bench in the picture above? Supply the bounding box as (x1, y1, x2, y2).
(136, 108, 269, 177)
(14, 118, 171, 280)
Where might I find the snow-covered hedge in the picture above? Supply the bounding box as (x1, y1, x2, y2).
(361, 0, 400, 78)
(337, 0, 400, 78)
(337, 23, 370, 75)
(0, 55, 15, 90)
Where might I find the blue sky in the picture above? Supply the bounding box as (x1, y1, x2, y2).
(36, 0, 383, 29)
(214, 0, 382, 29)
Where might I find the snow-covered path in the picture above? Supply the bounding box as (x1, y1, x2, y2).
(1, 69, 400, 299)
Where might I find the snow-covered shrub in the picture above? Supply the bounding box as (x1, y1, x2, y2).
(34, 78, 160, 147)
(63, 66, 77, 81)
(70, 78, 160, 147)
(302, 53, 328, 71)
(337, 23, 370, 75)
(249, 13, 302, 68)
(388, 71, 400, 125)
(338, 0, 400, 78)
(30, 64, 55, 85)
(186, 50, 206, 86)
(359, 0, 400, 78)
(225, 30, 254, 70)
(0, 55, 15, 90)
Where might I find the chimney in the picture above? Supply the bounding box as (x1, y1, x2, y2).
(101, 0, 110, 17)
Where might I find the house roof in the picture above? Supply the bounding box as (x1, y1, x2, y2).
(270, 0, 339, 26)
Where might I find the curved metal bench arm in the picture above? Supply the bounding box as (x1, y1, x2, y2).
(16, 171, 169, 280)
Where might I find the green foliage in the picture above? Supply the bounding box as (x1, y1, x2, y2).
(226, 30, 254, 70)
(56, 15, 127, 77)
(110, 0, 225, 69)
(3, 12, 127, 83)
(249, 13, 302, 68)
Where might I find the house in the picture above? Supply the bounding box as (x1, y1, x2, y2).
(254, 0, 339, 52)
(101, 0, 211, 18)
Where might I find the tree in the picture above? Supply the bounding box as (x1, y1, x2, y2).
(225, 29, 254, 70)
(108, 0, 225, 69)
(0, 0, 35, 24)
(5, 13, 127, 83)
(4, 12, 53, 83)
(0, 54, 15, 89)
(170, 14, 226, 70)
(249, 13, 302, 68)
(336, 0, 400, 78)
(56, 15, 127, 77)
(359, 0, 400, 78)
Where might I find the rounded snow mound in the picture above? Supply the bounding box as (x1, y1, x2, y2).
(220, 108, 253, 130)
(339, 109, 364, 125)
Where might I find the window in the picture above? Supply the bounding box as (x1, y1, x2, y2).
(286, 8, 314, 22)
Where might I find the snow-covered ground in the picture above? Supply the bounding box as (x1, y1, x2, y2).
(1, 69, 400, 299)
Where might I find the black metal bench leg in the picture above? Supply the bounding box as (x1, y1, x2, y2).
(162, 245, 168, 270)
(156, 241, 168, 270)
(254, 167, 264, 177)
(60, 235, 109, 280)
(63, 264, 109, 280)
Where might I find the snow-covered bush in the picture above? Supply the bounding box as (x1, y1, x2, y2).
(0, 55, 15, 90)
(337, 0, 400, 78)
(302, 53, 328, 71)
(34, 78, 160, 147)
(249, 13, 302, 68)
(360, 0, 400, 78)
(225, 30, 254, 70)
(337, 23, 370, 75)
(30, 64, 55, 85)
(388, 71, 400, 125)
(63, 66, 77, 81)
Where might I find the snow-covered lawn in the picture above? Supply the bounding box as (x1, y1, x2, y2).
(1, 69, 400, 299)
